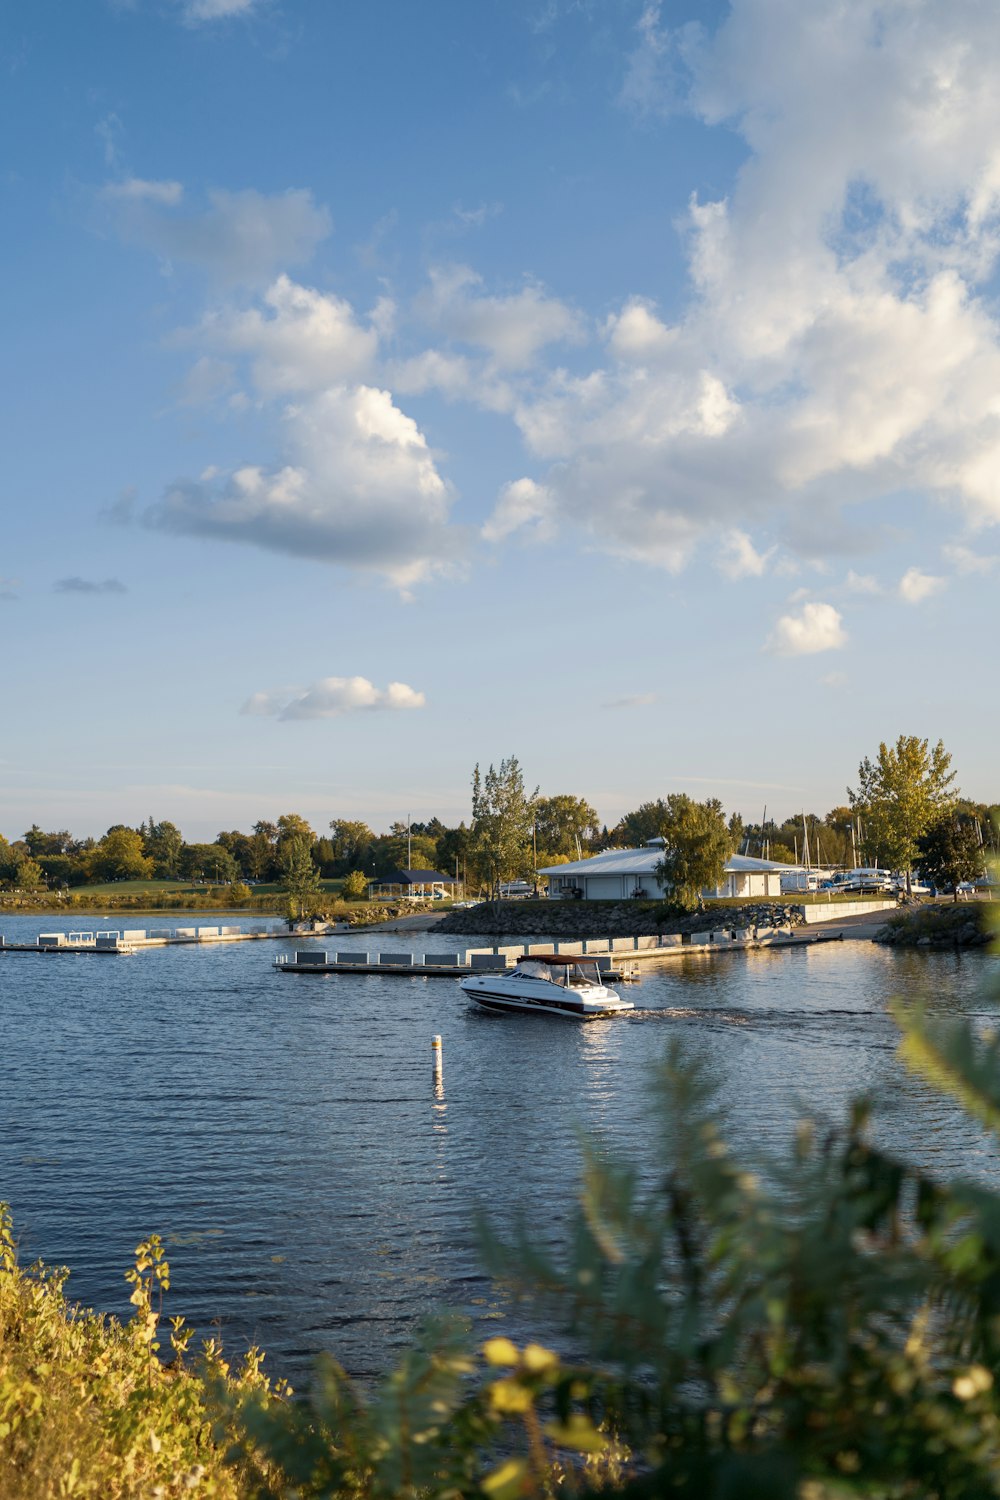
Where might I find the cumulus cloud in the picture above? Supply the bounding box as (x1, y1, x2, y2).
(482, 478, 554, 542)
(844, 570, 881, 595)
(898, 567, 945, 604)
(766, 601, 846, 656)
(54, 577, 128, 595)
(417, 264, 583, 370)
(242, 675, 425, 721)
(106, 185, 330, 286)
(715, 528, 773, 579)
(145, 384, 460, 590)
(500, 0, 1000, 570)
(195, 274, 378, 394)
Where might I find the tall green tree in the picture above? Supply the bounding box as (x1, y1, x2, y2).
(180, 843, 238, 884)
(916, 817, 984, 899)
(849, 734, 957, 887)
(278, 835, 321, 918)
(142, 819, 183, 878)
(90, 827, 154, 882)
(327, 820, 376, 875)
(653, 795, 733, 909)
(533, 794, 600, 862)
(470, 757, 537, 899)
(611, 799, 673, 848)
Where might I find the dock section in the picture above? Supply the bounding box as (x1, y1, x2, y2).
(0, 924, 286, 955)
(273, 926, 843, 979)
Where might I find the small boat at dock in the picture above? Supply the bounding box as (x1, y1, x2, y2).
(460, 953, 634, 1020)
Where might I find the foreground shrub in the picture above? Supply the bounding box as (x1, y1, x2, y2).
(0, 1220, 285, 1498)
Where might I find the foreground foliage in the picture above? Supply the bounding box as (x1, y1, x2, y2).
(0, 1218, 285, 1498)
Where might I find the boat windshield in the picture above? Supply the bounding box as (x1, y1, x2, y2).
(515, 958, 602, 987)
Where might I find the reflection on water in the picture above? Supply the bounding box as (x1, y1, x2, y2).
(0, 915, 996, 1380)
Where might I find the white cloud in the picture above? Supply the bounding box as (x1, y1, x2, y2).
(844, 570, 881, 594)
(498, 0, 1000, 569)
(943, 542, 999, 574)
(619, 3, 693, 119)
(145, 384, 461, 591)
(103, 177, 183, 206)
(107, 185, 330, 286)
(715, 528, 773, 579)
(899, 566, 945, 604)
(179, 0, 260, 21)
(243, 676, 426, 721)
(482, 478, 554, 543)
(197, 274, 379, 393)
(766, 601, 846, 656)
(417, 264, 583, 370)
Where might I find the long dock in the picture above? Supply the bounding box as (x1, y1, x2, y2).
(273, 928, 845, 980)
(0, 924, 287, 955)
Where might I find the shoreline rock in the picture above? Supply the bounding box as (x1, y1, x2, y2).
(435, 898, 803, 940)
(873, 901, 996, 950)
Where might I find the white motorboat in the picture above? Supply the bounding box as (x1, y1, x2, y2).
(460, 953, 635, 1020)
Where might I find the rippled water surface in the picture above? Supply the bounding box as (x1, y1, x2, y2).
(1, 916, 996, 1381)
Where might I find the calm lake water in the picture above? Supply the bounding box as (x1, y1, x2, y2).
(1, 914, 997, 1383)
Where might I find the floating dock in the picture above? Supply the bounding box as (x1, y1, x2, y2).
(272, 929, 845, 980)
(274, 948, 642, 980)
(0, 925, 286, 955)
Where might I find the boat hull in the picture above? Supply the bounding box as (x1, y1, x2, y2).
(460, 975, 634, 1021)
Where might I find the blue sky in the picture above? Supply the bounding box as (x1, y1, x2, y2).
(2, 0, 997, 842)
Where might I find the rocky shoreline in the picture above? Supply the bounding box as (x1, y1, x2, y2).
(873, 900, 997, 950)
(435, 898, 803, 939)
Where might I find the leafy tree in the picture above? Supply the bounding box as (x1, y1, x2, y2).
(610, 799, 672, 848)
(142, 819, 184, 878)
(369, 824, 439, 879)
(533, 794, 600, 862)
(13, 856, 44, 891)
(22, 825, 74, 857)
(36, 854, 88, 888)
(470, 757, 537, 899)
(180, 843, 238, 884)
(849, 734, 958, 888)
(278, 835, 321, 918)
(245, 829, 276, 881)
(341, 870, 369, 900)
(90, 827, 154, 882)
(435, 822, 470, 882)
(653, 794, 733, 909)
(327, 819, 376, 875)
(215, 830, 257, 879)
(277, 813, 315, 850)
(916, 817, 985, 898)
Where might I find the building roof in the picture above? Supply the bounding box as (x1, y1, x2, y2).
(374, 868, 457, 885)
(537, 847, 802, 878)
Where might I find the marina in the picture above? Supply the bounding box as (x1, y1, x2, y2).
(0, 909, 995, 1383)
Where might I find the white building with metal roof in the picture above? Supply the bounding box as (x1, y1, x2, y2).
(538, 843, 799, 901)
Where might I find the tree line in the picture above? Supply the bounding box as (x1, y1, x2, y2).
(1, 735, 995, 902)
